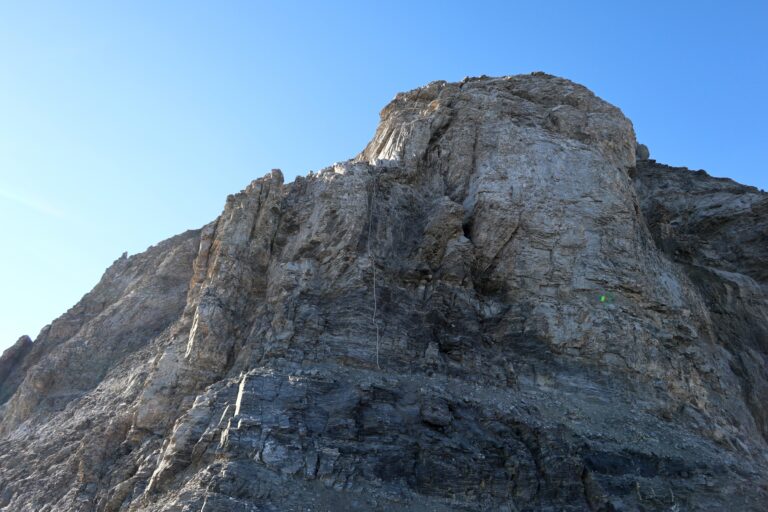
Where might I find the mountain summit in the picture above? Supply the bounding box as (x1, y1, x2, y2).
(1, 74, 767, 511)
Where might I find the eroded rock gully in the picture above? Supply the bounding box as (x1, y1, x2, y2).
(1, 74, 766, 511)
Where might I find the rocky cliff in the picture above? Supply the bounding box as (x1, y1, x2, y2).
(1, 73, 766, 511)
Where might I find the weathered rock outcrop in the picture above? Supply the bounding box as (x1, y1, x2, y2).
(0, 230, 200, 434)
(0, 74, 766, 511)
(634, 160, 768, 443)
(0, 336, 33, 405)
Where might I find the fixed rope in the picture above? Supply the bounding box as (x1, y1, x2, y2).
(367, 172, 381, 369)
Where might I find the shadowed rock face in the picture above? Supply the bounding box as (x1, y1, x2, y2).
(634, 160, 768, 443)
(0, 74, 766, 511)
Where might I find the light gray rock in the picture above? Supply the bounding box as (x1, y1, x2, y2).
(0, 74, 766, 511)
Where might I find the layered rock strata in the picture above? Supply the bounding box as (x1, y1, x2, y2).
(1, 74, 766, 511)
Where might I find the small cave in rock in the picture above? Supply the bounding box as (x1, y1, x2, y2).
(462, 221, 472, 241)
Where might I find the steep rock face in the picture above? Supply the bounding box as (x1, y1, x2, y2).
(0, 230, 201, 434)
(0, 74, 766, 511)
(634, 160, 768, 441)
(0, 336, 33, 405)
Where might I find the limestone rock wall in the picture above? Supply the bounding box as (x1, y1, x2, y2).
(634, 160, 768, 442)
(0, 74, 766, 511)
(0, 229, 200, 434)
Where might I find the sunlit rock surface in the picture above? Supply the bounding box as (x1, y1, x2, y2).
(1, 74, 766, 511)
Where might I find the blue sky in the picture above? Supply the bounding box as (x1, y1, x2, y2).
(1, 1, 766, 351)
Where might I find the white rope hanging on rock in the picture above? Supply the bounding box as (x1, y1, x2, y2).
(367, 171, 381, 369)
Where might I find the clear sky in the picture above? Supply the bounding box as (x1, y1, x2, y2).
(1, 1, 766, 352)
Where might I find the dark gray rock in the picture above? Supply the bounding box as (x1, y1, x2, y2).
(634, 160, 768, 442)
